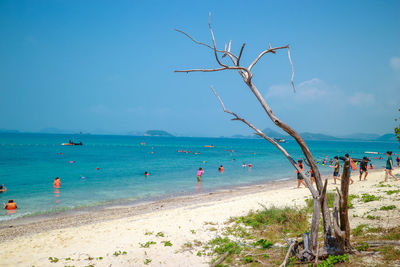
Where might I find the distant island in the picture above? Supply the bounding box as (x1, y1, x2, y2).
(143, 130, 174, 137)
(228, 128, 397, 142)
(0, 127, 395, 141)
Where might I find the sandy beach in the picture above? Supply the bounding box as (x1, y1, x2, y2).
(1, 168, 399, 267)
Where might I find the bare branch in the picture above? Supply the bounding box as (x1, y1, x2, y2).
(175, 65, 251, 74)
(248, 45, 289, 71)
(237, 43, 245, 66)
(287, 46, 295, 92)
(174, 29, 238, 60)
(210, 86, 318, 198)
(175, 67, 228, 73)
(208, 12, 229, 68)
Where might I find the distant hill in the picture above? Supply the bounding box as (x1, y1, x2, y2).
(376, 133, 397, 141)
(342, 133, 381, 140)
(39, 128, 75, 134)
(229, 129, 398, 142)
(144, 130, 173, 137)
(0, 128, 20, 133)
(300, 132, 340, 141)
(262, 128, 287, 139)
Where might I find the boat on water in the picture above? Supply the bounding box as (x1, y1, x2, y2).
(273, 138, 286, 143)
(204, 145, 214, 148)
(365, 151, 379, 154)
(61, 140, 83, 146)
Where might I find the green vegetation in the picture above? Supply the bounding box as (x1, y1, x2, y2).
(352, 224, 368, 236)
(383, 225, 400, 240)
(144, 258, 152, 265)
(208, 236, 242, 256)
(144, 231, 153, 235)
(379, 246, 400, 262)
(113, 251, 127, 256)
(361, 193, 381, 203)
(237, 206, 309, 238)
(356, 242, 369, 252)
(190, 229, 196, 234)
(156, 232, 165, 237)
(253, 239, 273, 249)
(162, 240, 173, 246)
(386, 189, 400, 195)
(366, 215, 380, 220)
(395, 108, 400, 142)
(139, 241, 156, 248)
(347, 194, 359, 208)
(317, 254, 349, 267)
(380, 205, 396, 211)
(48, 257, 59, 263)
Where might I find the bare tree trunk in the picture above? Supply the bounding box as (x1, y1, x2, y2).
(339, 160, 351, 250)
(174, 14, 351, 258)
(245, 80, 333, 247)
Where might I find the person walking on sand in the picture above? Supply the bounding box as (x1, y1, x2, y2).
(197, 167, 204, 182)
(359, 157, 369, 181)
(384, 151, 399, 182)
(329, 156, 341, 184)
(296, 160, 307, 188)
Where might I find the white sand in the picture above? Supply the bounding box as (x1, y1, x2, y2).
(0, 168, 399, 267)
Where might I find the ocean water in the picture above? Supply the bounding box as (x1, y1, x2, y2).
(0, 133, 398, 220)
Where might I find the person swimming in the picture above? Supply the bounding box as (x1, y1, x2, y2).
(144, 171, 149, 177)
(0, 185, 7, 193)
(4, 199, 17, 210)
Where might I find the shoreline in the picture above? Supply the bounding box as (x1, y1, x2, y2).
(0, 176, 294, 242)
(0, 167, 398, 266)
(0, 167, 389, 242)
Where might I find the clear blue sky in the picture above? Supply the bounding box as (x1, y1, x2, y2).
(1, 0, 399, 136)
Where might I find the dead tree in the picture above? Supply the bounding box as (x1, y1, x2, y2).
(174, 14, 352, 260)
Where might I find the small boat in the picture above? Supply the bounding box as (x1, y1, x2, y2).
(273, 138, 286, 143)
(61, 140, 83, 146)
(204, 145, 214, 148)
(365, 151, 379, 154)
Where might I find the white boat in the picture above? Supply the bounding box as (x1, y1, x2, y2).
(365, 151, 379, 154)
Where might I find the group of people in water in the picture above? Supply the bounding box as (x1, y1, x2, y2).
(296, 151, 398, 188)
(196, 162, 253, 183)
(1, 184, 17, 212)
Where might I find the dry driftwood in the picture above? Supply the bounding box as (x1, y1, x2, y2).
(210, 251, 229, 267)
(280, 242, 295, 267)
(366, 240, 400, 246)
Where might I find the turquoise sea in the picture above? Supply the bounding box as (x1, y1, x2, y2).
(0, 133, 398, 220)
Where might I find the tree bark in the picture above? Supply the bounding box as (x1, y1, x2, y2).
(339, 160, 351, 250)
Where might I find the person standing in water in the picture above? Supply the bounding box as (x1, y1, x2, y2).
(218, 165, 224, 173)
(197, 167, 204, 182)
(384, 151, 398, 182)
(396, 156, 400, 167)
(329, 156, 341, 184)
(54, 177, 61, 187)
(296, 160, 307, 188)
